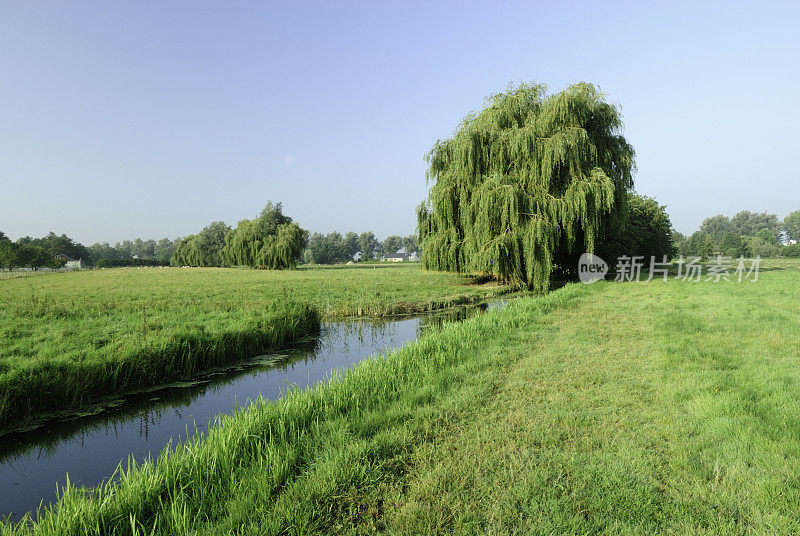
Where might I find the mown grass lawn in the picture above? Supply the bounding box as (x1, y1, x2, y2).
(7, 260, 800, 534)
(0, 264, 506, 432)
(388, 269, 800, 534)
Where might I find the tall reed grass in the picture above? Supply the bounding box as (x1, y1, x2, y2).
(0, 302, 319, 432)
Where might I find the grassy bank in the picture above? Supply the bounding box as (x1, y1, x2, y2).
(0, 301, 319, 433)
(0, 265, 506, 431)
(6, 261, 800, 534)
(2, 278, 585, 534)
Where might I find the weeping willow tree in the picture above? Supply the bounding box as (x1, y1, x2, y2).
(171, 221, 231, 267)
(417, 82, 635, 291)
(222, 202, 307, 269)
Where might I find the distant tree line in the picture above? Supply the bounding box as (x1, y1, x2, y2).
(0, 232, 65, 270)
(88, 238, 178, 265)
(1, 199, 422, 271)
(95, 258, 169, 268)
(0, 224, 177, 269)
(0, 231, 95, 269)
(0, 230, 179, 270)
(303, 233, 418, 264)
(674, 210, 800, 258)
(173, 203, 419, 268)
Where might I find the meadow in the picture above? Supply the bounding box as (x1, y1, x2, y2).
(0, 264, 507, 432)
(5, 259, 800, 534)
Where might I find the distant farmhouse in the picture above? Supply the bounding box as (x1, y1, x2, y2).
(55, 253, 84, 269)
(385, 252, 409, 262)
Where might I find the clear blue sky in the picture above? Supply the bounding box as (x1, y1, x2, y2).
(1, 1, 798, 244)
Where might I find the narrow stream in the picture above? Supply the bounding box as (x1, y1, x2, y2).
(0, 301, 505, 522)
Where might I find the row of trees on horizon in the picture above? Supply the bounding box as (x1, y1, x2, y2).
(3, 206, 800, 271)
(674, 210, 800, 259)
(304, 232, 418, 265)
(0, 203, 420, 270)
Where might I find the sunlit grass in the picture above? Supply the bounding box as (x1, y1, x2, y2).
(0, 264, 506, 431)
(6, 262, 800, 534)
(2, 278, 584, 534)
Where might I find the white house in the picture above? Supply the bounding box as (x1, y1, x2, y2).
(385, 252, 409, 262)
(55, 253, 84, 269)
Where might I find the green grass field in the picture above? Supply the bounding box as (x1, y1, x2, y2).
(0, 264, 507, 432)
(6, 260, 800, 534)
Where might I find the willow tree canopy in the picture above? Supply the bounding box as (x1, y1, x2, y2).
(222, 202, 307, 269)
(417, 82, 635, 291)
(171, 221, 230, 267)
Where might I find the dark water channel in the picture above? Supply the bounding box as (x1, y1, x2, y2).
(0, 301, 506, 522)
